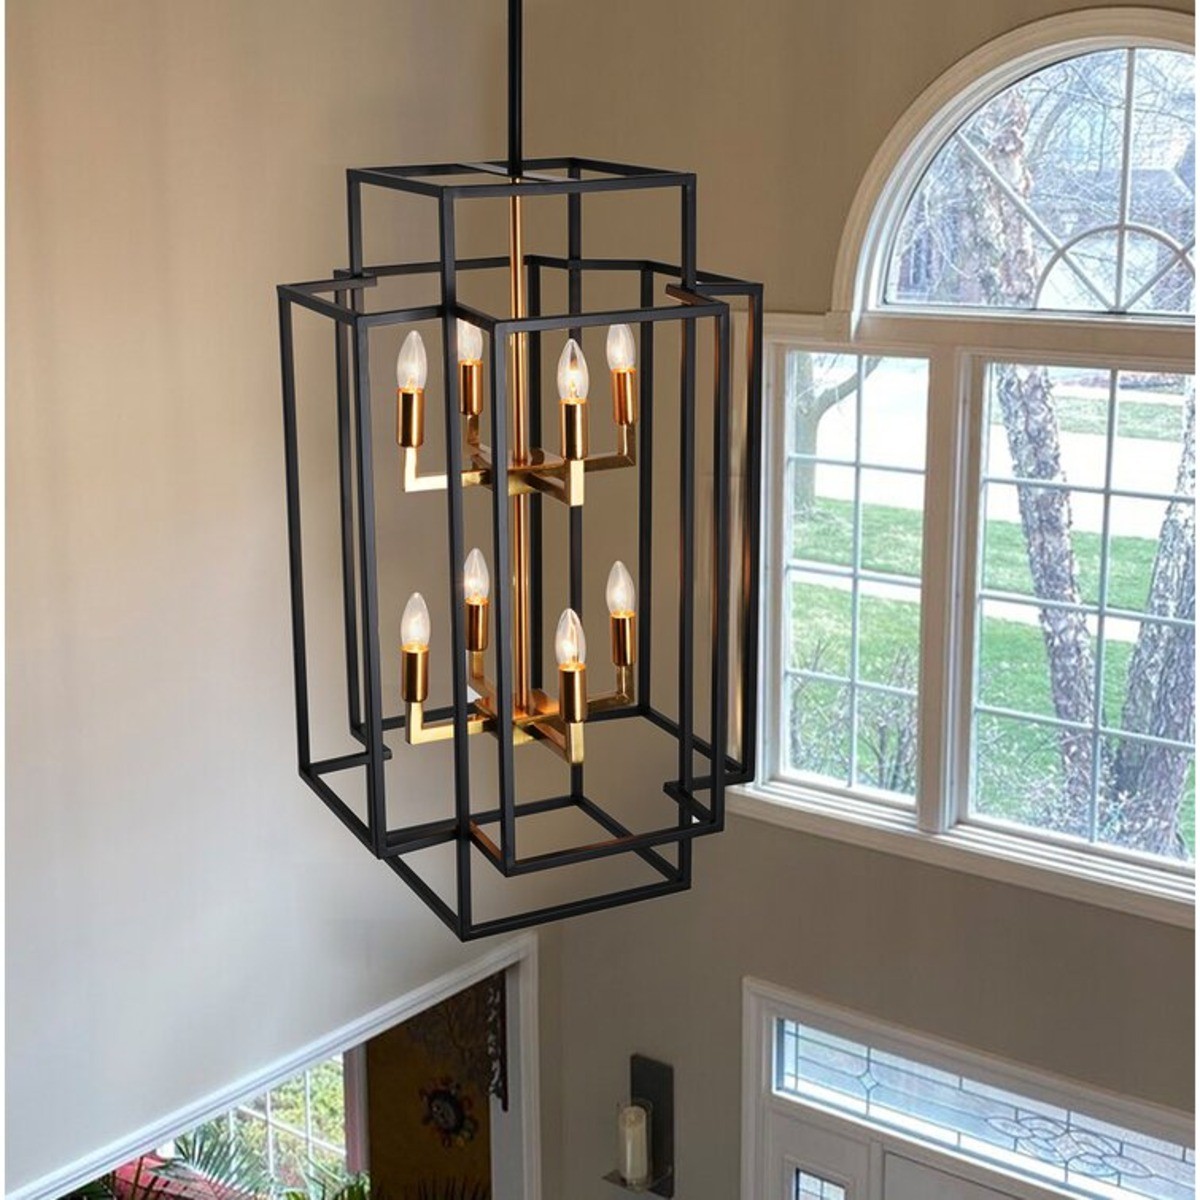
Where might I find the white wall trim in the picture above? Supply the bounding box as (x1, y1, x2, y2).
(741, 978, 1195, 1200)
(731, 784, 1195, 928)
(8, 934, 540, 1200)
(830, 7, 1195, 325)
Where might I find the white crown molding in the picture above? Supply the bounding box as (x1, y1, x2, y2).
(7, 934, 539, 1200)
(831, 8, 1195, 325)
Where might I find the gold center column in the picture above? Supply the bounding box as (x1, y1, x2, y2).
(508, 190, 533, 715)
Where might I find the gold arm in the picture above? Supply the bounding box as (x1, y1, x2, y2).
(401, 446, 490, 494)
(405, 701, 488, 745)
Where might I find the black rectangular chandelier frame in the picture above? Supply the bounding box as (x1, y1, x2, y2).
(277, 26, 764, 941)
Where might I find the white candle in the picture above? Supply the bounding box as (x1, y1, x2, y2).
(618, 1103, 650, 1186)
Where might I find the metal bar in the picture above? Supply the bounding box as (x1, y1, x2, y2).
(278, 286, 359, 327)
(575, 794, 679, 881)
(447, 175, 696, 200)
(496, 303, 724, 335)
(352, 318, 387, 855)
(568, 162, 584, 800)
(311, 752, 373, 774)
(508, 0, 522, 177)
(638, 267, 656, 708)
(484, 820, 714, 876)
(711, 304, 732, 827)
(347, 172, 363, 274)
(278, 295, 311, 770)
(490, 323, 519, 869)
(438, 195, 472, 936)
(740, 285, 765, 780)
(678, 194, 698, 799)
(334, 288, 363, 736)
(358, 255, 511, 279)
(463, 877, 690, 940)
(643, 705, 744, 776)
(358, 304, 445, 330)
(528, 262, 545, 689)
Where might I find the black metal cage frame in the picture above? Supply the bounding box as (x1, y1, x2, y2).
(277, 156, 764, 939)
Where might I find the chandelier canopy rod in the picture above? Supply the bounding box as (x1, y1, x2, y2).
(507, 0, 523, 178)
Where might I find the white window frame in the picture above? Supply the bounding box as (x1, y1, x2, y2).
(741, 978, 1195, 1200)
(732, 9, 1196, 927)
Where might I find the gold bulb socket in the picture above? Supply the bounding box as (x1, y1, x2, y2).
(611, 368, 637, 426)
(465, 596, 489, 652)
(459, 360, 484, 418)
(610, 613, 636, 667)
(558, 663, 588, 724)
(397, 387, 425, 449)
(401, 644, 429, 703)
(559, 397, 589, 461)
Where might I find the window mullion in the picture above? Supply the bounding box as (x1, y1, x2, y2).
(915, 348, 967, 833)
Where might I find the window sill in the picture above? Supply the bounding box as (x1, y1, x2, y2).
(729, 781, 1195, 928)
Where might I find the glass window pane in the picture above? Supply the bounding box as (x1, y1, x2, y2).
(796, 1171, 847, 1200)
(859, 357, 929, 468)
(856, 685, 919, 797)
(981, 483, 1104, 606)
(886, 47, 1195, 318)
(272, 1129, 310, 1189)
(307, 1058, 347, 1149)
(786, 674, 851, 784)
(984, 365, 1112, 489)
(789, 351, 857, 460)
(1111, 372, 1194, 495)
(793, 464, 855, 567)
(776, 1016, 1195, 1200)
(788, 572, 852, 675)
(972, 363, 1195, 862)
(781, 352, 927, 803)
(860, 471, 923, 578)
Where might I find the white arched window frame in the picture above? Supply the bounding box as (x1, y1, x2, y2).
(738, 9, 1196, 926)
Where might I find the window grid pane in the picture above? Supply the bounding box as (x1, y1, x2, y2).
(782, 352, 928, 802)
(970, 365, 1195, 861)
(776, 1018, 1194, 1200)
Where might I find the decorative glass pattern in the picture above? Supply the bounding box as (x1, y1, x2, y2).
(776, 1020, 1194, 1200)
(781, 351, 929, 800)
(887, 49, 1195, 316)
(795, 1169, 847, 1200)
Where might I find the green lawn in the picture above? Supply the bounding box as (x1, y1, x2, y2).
(789, 497, 1195, 855)
(990, 390, 1186, 441)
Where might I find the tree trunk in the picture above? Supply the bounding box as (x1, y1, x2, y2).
(972, 93, 1097, 832)
(1104, 388, 1196, 855)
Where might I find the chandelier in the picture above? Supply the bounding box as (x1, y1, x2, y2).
(276, 0, 763, 940)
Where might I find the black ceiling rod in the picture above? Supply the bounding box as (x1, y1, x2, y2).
(507, 0, 523, 179)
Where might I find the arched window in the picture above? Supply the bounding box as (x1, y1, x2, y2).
(751, 13, 1195, 922)
(887, 48, 1194, 315)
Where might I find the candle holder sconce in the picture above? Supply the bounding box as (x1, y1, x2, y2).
(603, 1055, 674, 1196)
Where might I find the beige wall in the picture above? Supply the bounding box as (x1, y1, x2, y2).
(522, 1, 1195, 1197)
(6, 1, 520, 1191)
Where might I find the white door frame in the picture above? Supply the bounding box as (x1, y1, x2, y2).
(11, 933, 542, 1200)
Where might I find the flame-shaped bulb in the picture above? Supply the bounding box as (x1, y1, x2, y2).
(606, 324, 636, 372)
(396, 331, 428, 390)
(606, 561, 636, 616)
(401, 592, 431, 649)
(556, 338, 589, 400)
(555, 608, 587, 666)
(463, 548, 490, 602)
(457, 320, 483, 364)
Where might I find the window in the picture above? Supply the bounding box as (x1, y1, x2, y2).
(203, 1053, 349, 1186)
(745, 981, 1196, 1200)
(746, 13, 1195, 921)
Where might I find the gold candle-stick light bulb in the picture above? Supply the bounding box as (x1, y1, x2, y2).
(396, 331, 428, 448)
(606, 323, 637, 427)
(606, 560, 636, 668)
(400, 591, 431, 703)
(557, 338, 590, 460)
(457, 319, 484, 418)
(555, 607, 588, 725)
(463, 547, 490, 653)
